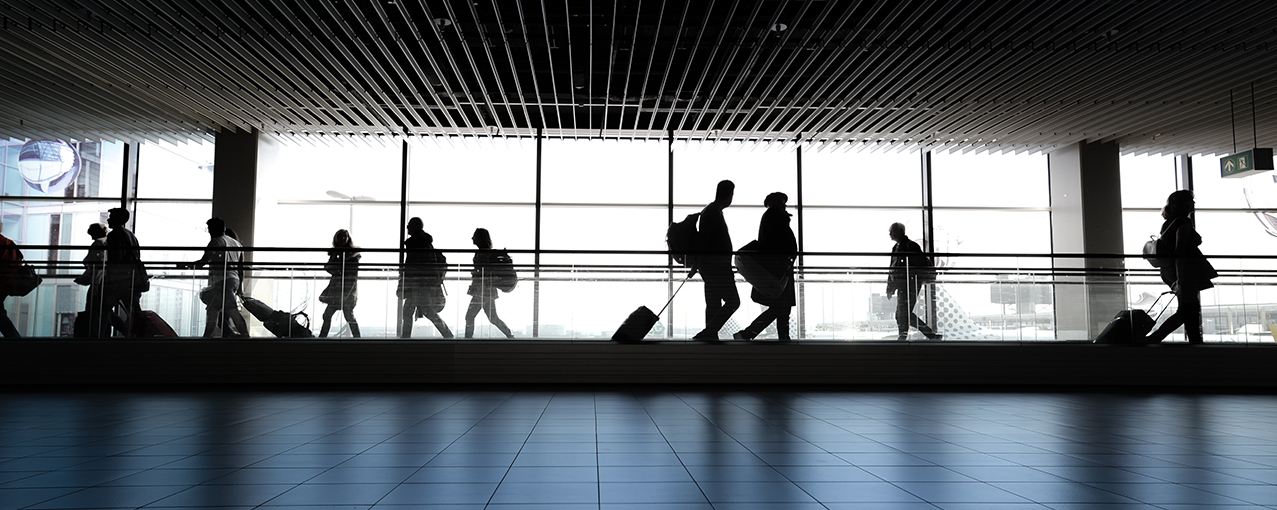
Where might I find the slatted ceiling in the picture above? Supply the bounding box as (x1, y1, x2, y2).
(1, 2, 1276, 155)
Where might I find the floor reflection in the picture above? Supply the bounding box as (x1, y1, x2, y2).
(0, 390, 1275, 508)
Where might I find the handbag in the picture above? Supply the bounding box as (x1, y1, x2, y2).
(1142, 236, 1162, 267)
(9, 264, 42, 296)
(1143, 219, 1181, 268)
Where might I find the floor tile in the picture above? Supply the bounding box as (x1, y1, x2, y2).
(265, 482, 398, 505)
(988, 482, 1141, 504)
(378, 482, 499, 505)
(489, 482, 598, 504)
(599, 482, 708, 504)
(893, 481, 1030, 503)
(306, 466, 420, 484)
(1086, 482, 1250, 505)
(147, 484, 297, 507)
(771, 465, 880, 482)
(503, 466, 600, 483)
(696, 481, 818, 503)
(794, 481, 929, 503)
(404, 466, 509, 483)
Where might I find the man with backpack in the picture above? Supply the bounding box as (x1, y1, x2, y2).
(692, 180, 740, 340)
(887, 222, 942, 341)
(399, 217, 453, 338)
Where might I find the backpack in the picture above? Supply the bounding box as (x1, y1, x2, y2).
(912, 240, 938, 281)
(666, 213, 701, 267)
(490, 249, 518, 293)
(426, 248, 448, 282)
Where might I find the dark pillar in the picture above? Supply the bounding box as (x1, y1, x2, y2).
(213, 128, 276, 268)
(1048, 140, 1125, 340)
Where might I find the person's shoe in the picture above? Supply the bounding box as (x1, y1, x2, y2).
(896, 334, 909, 341)
(692, 330, 719, 341)
(924, 333, 943, 340)
(732, 331, 755, 340)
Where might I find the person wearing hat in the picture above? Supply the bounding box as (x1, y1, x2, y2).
(734, 192, 797, 341)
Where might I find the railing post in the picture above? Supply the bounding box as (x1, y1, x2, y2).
(533, 129, 543, 339)
(397, 139, 410, 338)
(667, 130, 675, 339)
(795, 138, 806, 340)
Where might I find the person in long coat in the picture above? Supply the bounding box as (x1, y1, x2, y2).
(734, 192, 798, 341)
(318, 229, 361, 338)
(1146, 189, 1217, 343)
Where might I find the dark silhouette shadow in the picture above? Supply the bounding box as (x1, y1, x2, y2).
(692, 180, 739, 340)
(400, 217, 454, 338)
(734, 192, 796, 341)
(0, 223, 23, 338)
(1147, 190, 1217, 344)
(221, 227, 250, 336)
(103, 207, 145, 337)
(73, 223, 109, 337)
(318, 229, 361, 338)
(887, 222, 941, 341)
(464, 228, 514, 339)
(183, 217, 245, 338)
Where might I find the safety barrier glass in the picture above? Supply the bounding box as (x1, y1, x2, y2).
(4, 246, 1275, 344)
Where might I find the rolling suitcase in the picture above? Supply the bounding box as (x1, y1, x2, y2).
(612, 276, 691, 342)
(241, 296, 314, 338)
(1095, 291, 1175, 344)
(133, 310, 178, 338)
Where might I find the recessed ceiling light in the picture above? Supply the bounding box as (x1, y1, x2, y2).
(434, 18, 452, 28)
(770, 23, 787, 32)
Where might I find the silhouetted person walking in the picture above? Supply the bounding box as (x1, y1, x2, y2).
(400, 217, 453, 338)
(182, 217, 245, 338)
(0, 223, 23, 338)
(734, 192, 797, 341)
(465, 228, 514, 339)
(318, 229, 361, 338)
(887, 222, 941, 341)
(693, 180, 740, 340)
(1146, 190, 1217, 344)
(220, 227, 250, 336)
(104, 208, 144, 337)
(75, 223, 109, 336)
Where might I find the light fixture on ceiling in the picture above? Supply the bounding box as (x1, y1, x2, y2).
(770, 23, 787, 32)
(434, 18, 452, 28)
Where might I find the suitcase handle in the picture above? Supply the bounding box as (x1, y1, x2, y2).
(655, 274, 693, 318)
(1148, 291, 1177, 322)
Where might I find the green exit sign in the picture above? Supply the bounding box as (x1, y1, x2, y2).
(1221, 148, 1275, 178)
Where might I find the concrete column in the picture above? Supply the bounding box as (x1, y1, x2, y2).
(1048, 140, 1126, 340)
(212, 128, 278, 304)
(212, 128, 276, 254)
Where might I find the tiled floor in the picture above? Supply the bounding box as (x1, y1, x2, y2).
(1, 389, 1276, 509)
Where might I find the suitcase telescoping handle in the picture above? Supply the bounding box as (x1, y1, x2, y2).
(655, 274, 693, 317)
(1148, 291, 1177, 323)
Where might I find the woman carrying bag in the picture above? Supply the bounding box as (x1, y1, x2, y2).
(318, 229, 361, 338)
(733, 192, 797, 341)
(1147, 190, 1217, 344)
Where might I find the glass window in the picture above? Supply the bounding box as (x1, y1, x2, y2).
(409, 138, 535, 204)
(0, 139, 123, 199)
(1120, 154, 1178, 209)
(136, 141, 214, 199)
(802, 147, 922, 207)
(265, 140, 402, 202)
(542, 139, 667, 205)
(931, 152, 1049, 208)
(673, 141, 797, 208)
